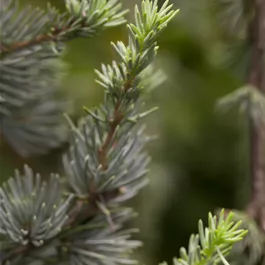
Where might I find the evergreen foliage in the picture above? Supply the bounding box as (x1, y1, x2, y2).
(0, 0, 127, 156)
(160, 210, 247, 265)
(0, 0, 251, 264)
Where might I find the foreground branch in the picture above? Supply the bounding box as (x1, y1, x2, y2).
(0, 1, 178, 264)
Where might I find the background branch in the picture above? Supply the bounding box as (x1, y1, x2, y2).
(246, 0, 265, 231)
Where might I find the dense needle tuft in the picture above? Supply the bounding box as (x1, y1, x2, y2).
(60, 209, 141, 265)
(0, 165, 73, 247)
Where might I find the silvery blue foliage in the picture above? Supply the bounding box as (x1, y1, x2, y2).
(63, 115, 150, 202)
(0, 165, 73, 247)
(0, 1, 178, 265)
(59, 209, 141, 265)
(0, 1, 250, 265)
(0, 0, 128, 157)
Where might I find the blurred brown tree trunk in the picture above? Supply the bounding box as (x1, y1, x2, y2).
(246, 0, 265, 232)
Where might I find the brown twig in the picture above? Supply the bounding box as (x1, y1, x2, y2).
(246, 0, 265, 231)
(98, 103, 124, 170)
(0, 245, 29, 264)
(0, 19, 78, 56)
(98, 78, 133, 170)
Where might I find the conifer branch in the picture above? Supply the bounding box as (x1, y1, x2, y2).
(160, 210, 247, 265)
(0, 0, 128, 156)
(0, 0, 127, 57)
(0, 1, 178, 264)
(0, 20, 76, 54)
(63, 0, 178, 231)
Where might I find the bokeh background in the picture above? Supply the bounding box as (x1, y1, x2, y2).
(0, 0, 251, 264)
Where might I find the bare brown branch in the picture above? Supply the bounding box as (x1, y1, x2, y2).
(246, 0, 265, 231)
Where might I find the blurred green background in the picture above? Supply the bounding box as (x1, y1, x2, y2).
(0, 0, 251, 264)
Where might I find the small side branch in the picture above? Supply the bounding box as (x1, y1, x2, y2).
(0, 21, 76, 55)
